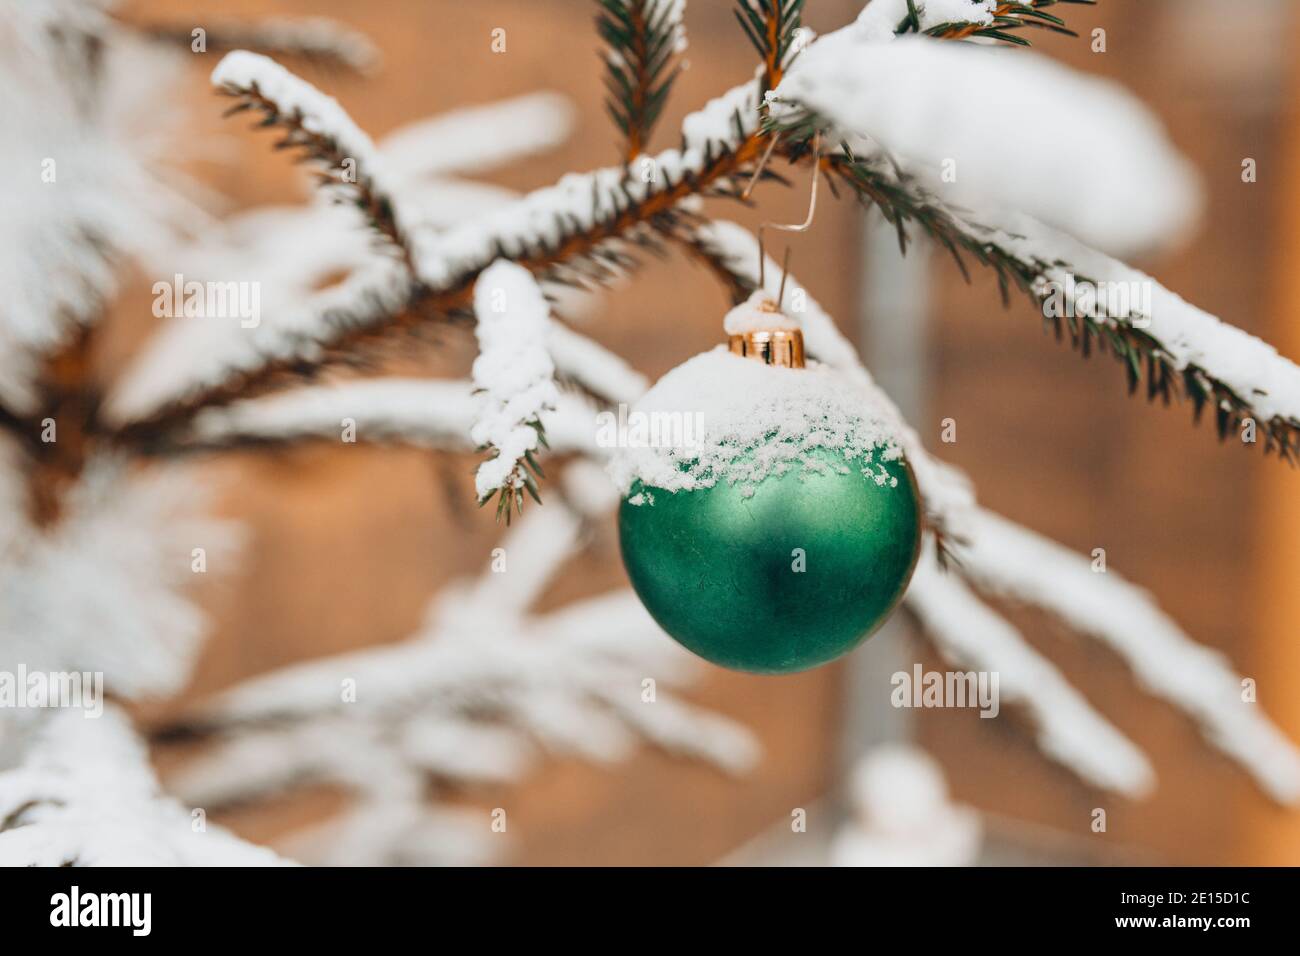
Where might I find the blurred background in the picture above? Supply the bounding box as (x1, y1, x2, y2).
(106, 0, 1300, 864)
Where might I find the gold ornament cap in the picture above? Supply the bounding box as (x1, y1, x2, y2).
(724, 293, 805, 369)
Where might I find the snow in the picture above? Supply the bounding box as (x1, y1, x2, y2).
(415, 79, 760, 289)
(0, 450, 237, 699)
(722, 290, 801, 333)
(0, 6, 191, 412)
(210, 51, 415, 248)
(191, 378, 605, 458)
(0, 707, 290, 866)
(471, 260, 560, 500)
(105, 258, 414, 426)
(609, 347, 905, 499)
(687, 219, 1300, 801)
(211, 51, 382, 187)
(830, 744, 981, 867)
(773, 32, 1201, 256)
(689, 220, 977, 526)
(162, 479, 758, 865)
(378, 92, 577, 181)
(954, 508, 1300, 803)
(548, 320, 650, 404)
(994, 215, 1300, 430)
(906, 545, 1157, 796)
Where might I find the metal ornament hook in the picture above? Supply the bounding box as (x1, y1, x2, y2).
(744, 131, 822, 301)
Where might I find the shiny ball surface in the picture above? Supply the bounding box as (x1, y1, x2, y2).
(618, 447, 921, 674)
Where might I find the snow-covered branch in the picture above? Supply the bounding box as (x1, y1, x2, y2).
(906, 547, 1156, 796)
(211, 51, 419, 268)
(952, 508, 1300, 803)
(761, 17, 1300, 459)
(160, 466, 758, 865)
(471, 261, 559, 516)
(0, 707, 289, 866)
(772, 31, 1199, 256)
(0, 452, 236, 699)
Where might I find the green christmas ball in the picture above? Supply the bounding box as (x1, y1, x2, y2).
(618, 446, 921, 675)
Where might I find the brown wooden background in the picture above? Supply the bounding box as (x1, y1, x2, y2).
(110, 0, 1300, 865)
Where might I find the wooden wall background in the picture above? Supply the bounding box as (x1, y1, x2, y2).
(110, 0, 1300, 864)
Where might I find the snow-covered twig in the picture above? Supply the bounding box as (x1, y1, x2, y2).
(760, 20, 1300, 459)
(953, 508, 1300, 803)
(771, 31, 1199, 256)
(211, 51, 419, 268)
(160, 465, 758, 865)
(906, 545, 1156, 796)
(0, 452, 237, 699)
(0, 707, 290, 866)
(471, 261, 560, 516)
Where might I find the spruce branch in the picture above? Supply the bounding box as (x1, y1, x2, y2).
(761, 109, 1300, 462)
(597, 0, 686, 161)
(734, 0, 806, 88)
(111, 106, 774, 450)
(212, 53, 415, 274)
(909, 1, 1095, 45)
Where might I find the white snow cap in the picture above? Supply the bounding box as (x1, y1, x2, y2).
(470, 260, 559, 501)
(722, 290, 801, 334)
(831, 744, 982, 867)
(609, 347, 905, 498)
(774, 30, 1201, 256)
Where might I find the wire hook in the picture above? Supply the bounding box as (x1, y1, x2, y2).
(746, 131, 822, 299)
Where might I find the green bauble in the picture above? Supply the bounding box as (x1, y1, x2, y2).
(619, 446, 921, 675)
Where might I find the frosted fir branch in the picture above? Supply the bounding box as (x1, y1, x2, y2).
(952, 509, 1300, 803)
(157, 474, 757, 864)
(471, 261, 561, 520)
(756, 11, 1300, 459)
(770, 29, 1199, 256)
(598, 0, 689, 159)
(134, 17, 379, 73)
(413, 77, 764, 292)
(0, 453, 238, 699)
(0, 707, 290, 866)
(107, 78, 767, 447)
(102, 173, 558, 433)
(905, 545, 1156, 796)
(0, 6, 194, 415)
(210, 52, 418, 271)
(760, 113, 1300, 460)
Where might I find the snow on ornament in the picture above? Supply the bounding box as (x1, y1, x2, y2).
(612, 292, 921, 674)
